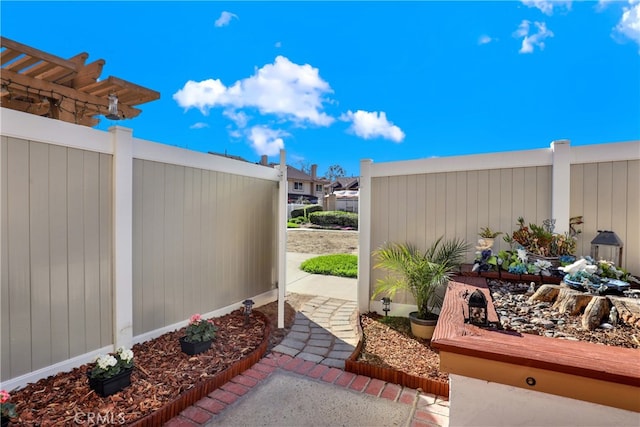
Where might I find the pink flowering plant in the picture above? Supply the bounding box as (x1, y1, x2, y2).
(184, 314, 217, 343)
(0, 389, 17, 419)
(89, 347, 135, 380)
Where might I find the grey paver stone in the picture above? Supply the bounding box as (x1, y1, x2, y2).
(291, 325, 310, 333)
(308, 339, 333, 347)
(287, 331, 311, 342)
(280, 338, 306, 350)
(272, 345, 300, 357)
(328, 350, 353, 359)
(332, 343, 355, 352)
(303, 345, 330, 356)
(320, 358, 345, 369)
(297, 352, 325, 363)
(311, 332, 333, 340)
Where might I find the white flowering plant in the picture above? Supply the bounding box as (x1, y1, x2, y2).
(89, 347, 134, 380)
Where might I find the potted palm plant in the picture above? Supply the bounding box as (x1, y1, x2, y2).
(372, 237, 469, 339)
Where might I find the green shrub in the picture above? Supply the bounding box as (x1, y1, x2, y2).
(287, 222, 300, 228)
(291, 204, 323, 218)
(289, 216, 307, 224)
(300, 254, 358, 278)
(308, 211, 358, 229)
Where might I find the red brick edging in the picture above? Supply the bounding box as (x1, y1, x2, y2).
(129, 311, 272, 426)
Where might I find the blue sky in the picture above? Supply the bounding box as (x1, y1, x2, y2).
(2, 1, 639, 177)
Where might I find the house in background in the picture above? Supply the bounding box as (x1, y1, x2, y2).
(327, 176, 359, 194)
(260, 155, 328, 203)
(324, 176, 360, 213)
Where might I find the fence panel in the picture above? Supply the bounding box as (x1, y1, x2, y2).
(1, 109, 282, 389)
(1, 136, 113, 381)
(131, 159, 278, 336)
(361, 141, 640, 312)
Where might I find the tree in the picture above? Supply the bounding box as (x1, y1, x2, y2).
(297, 160, 312, 175)
(325, 164, 346, 182)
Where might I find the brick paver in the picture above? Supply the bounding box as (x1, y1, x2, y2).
(195, 397, 226, 414)
(349, 375, 370, 392)
(209, 389, 239, 405)
(221, 381, 250, 396)
(180, 406, 213, 424)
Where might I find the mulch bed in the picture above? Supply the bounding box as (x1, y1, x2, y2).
(346, 313, 449, 398)
(8, 310, 269, 426)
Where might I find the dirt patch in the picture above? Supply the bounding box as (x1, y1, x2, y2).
(287, 229, 358, 254)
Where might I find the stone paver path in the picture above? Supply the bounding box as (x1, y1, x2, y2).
(272, 296, 359, 369)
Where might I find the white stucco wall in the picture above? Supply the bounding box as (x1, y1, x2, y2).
(449, 374, 639, 426)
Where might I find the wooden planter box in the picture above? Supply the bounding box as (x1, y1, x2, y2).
(432, 277, 640, 413)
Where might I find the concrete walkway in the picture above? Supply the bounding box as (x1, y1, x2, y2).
(164, 254, 450, 427)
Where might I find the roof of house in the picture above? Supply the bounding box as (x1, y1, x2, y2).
(330, 177, 359, 189)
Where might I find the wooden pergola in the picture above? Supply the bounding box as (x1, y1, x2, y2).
(1, 37, 159, 127)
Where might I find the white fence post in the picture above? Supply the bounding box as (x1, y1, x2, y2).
(358, 159, 373, 314)
(111, 126, 134, 350)
(551, 140, 571, 234)
(278, 150, 287, 329)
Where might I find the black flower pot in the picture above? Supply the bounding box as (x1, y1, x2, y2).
(1, 415, 9, 427)
(180, 336, 212, 355)
(87, 367, 133, 397)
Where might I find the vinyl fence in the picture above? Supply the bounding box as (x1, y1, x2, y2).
(358, 140, 640, 313)
(1, 108, 283, 388)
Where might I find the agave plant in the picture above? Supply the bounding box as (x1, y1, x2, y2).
(372, 237, 469, 320)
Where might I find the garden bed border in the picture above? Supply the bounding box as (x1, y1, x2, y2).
(129, 311, 271, 426)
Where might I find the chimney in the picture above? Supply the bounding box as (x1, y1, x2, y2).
(311, 164, 317, 179)
(260, 155, 268, 166)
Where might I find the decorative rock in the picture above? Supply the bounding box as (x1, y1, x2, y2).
(553, 287, 593, 315)
(529, 284, 560, 303)
(581, 296, 610, 331)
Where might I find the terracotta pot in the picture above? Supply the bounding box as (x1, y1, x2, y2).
(409, 312, 438, 340)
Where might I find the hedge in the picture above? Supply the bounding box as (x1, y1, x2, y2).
(290, 204, 323, 218)
(308, 211, 358, 229)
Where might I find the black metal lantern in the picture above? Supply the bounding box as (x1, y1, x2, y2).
(467, 290, 488, 327)
(591, 230, 624, 267)
(380, 297, 391, 317)
(243, 299, 254, 325)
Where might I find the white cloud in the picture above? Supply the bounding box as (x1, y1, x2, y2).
(478, 35, 494, 45)
(189, 122, 209, 129)
(173, 56, 334, 126)
(595, 0, 615, 12)
(340, 110, 405, 143)
(215, 11, 238, 27)
(616, 0, 640, 51)
(248, 126, 287, 156)
(521, 1, 572, 15)
(513, 20, 554, 53)
(223, 109, 249, 128)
